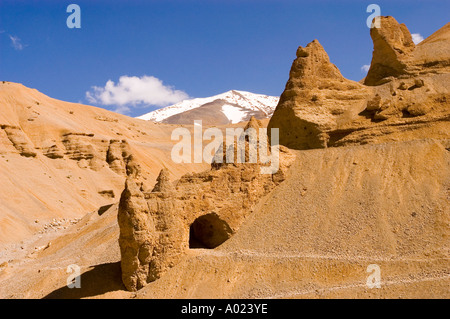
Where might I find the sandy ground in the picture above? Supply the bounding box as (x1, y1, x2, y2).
(1, 139, 448, 299)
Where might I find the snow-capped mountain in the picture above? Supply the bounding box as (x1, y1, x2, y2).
(137, 90, 279, 125)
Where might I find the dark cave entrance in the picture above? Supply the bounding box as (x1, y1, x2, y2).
(189, 213, 233, 249)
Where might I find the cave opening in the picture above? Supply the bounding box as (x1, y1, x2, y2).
(189, 213, 233, 249)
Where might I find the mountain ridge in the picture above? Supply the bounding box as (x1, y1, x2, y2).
(137, 90, 279, 125)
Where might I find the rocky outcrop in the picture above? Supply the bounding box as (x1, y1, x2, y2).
(118, 120, 296, 291)
(364, 16, 416, 86)
(0, 120, 142, 175)
(413, 22, 450, 71)
(125, 154, 141, 179)
(43, 144, 65, 159)
(212, 116, 271, 168)
(151, 168, 174, 193)
(1, 125, 37, 157)
(268, 18, 450, 150)
(62, 134, 112, 170)
(106, 140, 132, 175)
(59, 134, 137, 174)
(365, 17, 450, 86)
(61, 133, 105, 170)
(118, 178, 155, 291)
(268, 40, 370, 150)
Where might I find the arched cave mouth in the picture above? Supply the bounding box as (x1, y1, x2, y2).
(189, 213, 233, 249)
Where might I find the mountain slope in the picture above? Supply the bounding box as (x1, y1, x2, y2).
(137, 90, 279, 125)
(1, 139, 448, 299)
(0, 82, 209, 247)
(136, 139, 449, 299)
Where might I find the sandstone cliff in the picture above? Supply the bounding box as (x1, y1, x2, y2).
(116, 17, 450, 293)
(267, 40, 371, 149)
(117, 118, 296, 291)
(268, 17, 450, 150)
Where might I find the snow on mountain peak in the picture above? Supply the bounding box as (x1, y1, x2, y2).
(137, 90, 279, 124)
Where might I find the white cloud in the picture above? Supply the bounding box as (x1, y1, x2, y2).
(9, 35, 24, 50)
(361, 64, 371, 73)
(86, 75, 189, 114)
(411, 33, 424, 45)
(112, 105, 131, 114)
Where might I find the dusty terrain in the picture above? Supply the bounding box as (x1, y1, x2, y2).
(0, 16, 449, 299)
(0, 139, 448, 299)
(0, 81, 210, 248)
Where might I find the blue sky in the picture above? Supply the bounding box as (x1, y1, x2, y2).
(1, 0, 449, 117)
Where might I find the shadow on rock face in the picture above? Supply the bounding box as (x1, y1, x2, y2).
(189, 213, 233, 249)
(43, 262, 125, 299)
(97, 203, 114, 216)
